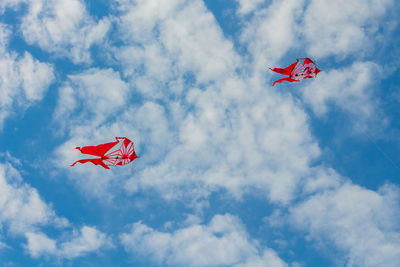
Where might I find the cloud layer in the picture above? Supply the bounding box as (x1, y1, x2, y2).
(121, 214, 287, 267)
(0, 162, 110, 260)
(290, 182, 400, 267)
(0, 24, 54, 129)
(0, 0, 399, 266)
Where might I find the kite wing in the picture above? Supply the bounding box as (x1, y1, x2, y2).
(74, 140, 119, 157)
(269, 58, 320, 86)
(71, 137, 138, 169)
(269, 60, 298, 75)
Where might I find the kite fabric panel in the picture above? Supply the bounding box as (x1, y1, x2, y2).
(71, 137, 139, 169)
(269, 58, 321, 86)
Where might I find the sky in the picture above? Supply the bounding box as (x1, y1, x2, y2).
(0, 0, 400, 266)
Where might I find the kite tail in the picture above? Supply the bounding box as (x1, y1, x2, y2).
(272, 77, 299, 86)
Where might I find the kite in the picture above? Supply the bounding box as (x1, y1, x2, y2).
(269, 58, 321, 86)
(71, 137, 139, 169)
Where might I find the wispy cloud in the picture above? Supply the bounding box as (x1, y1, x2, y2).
(0, 23, 54, 130)
(120, 214, 287, 267)
(0, 163, 62, 234)
(302, 0, 394, 58)
(0, 162, 111, 260)
(301, 61, 385, 133)
(54, 68, 129, 128)
(13, 0, 110, 63)
(289, 181, 400, 266)
(7, 0, 396, 266)
(25, 226, 112, 259)
(235, 0, 265, 15)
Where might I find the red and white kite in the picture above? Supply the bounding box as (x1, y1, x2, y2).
(71, 137, 139, 169)
(269, 58, 321, 86)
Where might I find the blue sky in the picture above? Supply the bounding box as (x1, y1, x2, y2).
(0, 0, 400, 266)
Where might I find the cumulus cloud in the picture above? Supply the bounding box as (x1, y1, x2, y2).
(236, 0, 391, 132)
(301, 61, 384, 132)
(25, 226, 111, 259)
(0, 162, 110, 259)
(25, 232, 57, 257)
(0, 23, 54, 130)
(48, 0, 393, 231)
(239, 0, 305, 68)
(0, 0, 28, 12)
(115, 0, 239, 98)
(19, 0, 110, 63)
(236, 0, 265, 15)
(120, 214, 287, 267)
(112, 0, 319, 204)
(54, 68, 129, 128)
(53, 0, 322, 205)
(50, 2, 399, 266)
(52, 67, 134, 199)
(302, 0, 394, 57)
(290, 181, 400, 267)
(1, 0, 396, 266)
(0, 163, 60, 234)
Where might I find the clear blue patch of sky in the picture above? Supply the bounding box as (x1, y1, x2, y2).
(203, 0, 240, 38)
(308, 106, 400, 190)
(0, 3, 28, 24)
(0, 235, 35, 267)
(84, 0, 111, 19)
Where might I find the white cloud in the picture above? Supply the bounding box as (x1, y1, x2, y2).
(301, 167, 342, 195)
(0, 23, 54, 130)
(25, 232, 57, 257)
(159, 1, 239, 84)
(236, 0, 390, 132)
(236, 0, 265, 15)
(117, 0, 187, 44)
(0, 23, 10, 54)
(19, 0, 110, 63)
(302, 0, 394, 57)
(3, 0, 397, 266)
(54, 68, 129, 128)
(0, 0, 28, 12)
(0, 51, 54, 106)
(235, 249, 288, 267)
(0, 161, 110, 259)
(301, 61, 384, 132)
(115, 0, 239, 99)
(18, 52, 54, 101)
(0, 163, 58, 234)
(25, 226, 111, 259)
(290, 182, 400, 267)
(121, 214, 287, 267)
(52, 67, 134, 199)
(122, 81, 320, 203)
(239, 0, 305, 68)
(114, 0, 320, 204)
(60, 226, 111, 259)
(54, 0, 320, 205)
